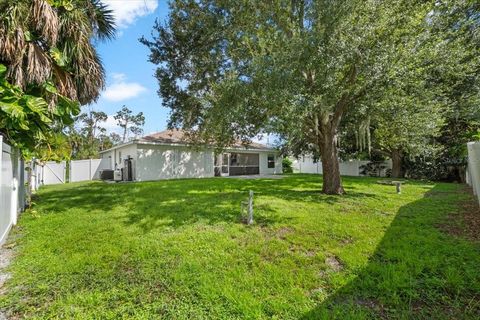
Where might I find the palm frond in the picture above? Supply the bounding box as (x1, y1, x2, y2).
(1, 0, 116, 105)
(26, 42, 51, 84)
(73, 39, 105, 104)
(7, 59, 25, 88)
(58, 7, 92, 42)
(52, 64, 77, 101)
(88, 0, 116, 40)
(0, 21, 26, 62)
(31, 0, 59, 46)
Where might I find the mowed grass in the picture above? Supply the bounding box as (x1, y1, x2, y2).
(1, 175, 479, 319)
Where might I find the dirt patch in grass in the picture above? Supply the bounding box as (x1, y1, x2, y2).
(325, 256, 343, 272)
(328, 297, 387, 319)
(276, 226, 294, 240)
(259, 226, 295, 241)
(288, 244, 316, 257)
(437, 187, 480, 242)
(340, 236, 354, 245)
(355, 298, 386, 317)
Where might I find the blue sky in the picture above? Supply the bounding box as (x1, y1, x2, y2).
(89, 0, 170, 135)
(90, 1, 272, 145)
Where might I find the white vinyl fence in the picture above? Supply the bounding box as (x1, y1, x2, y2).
(41, 161, 67, 185)
(291, 156, 392, 177)
(35, 158, 110, 186)
(70, 158, 110, 182)
(466, 141, 480, 204)
(0, 136, 26, 244)
(0, 138, 110, 244)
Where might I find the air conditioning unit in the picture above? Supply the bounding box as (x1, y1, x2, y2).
(100, 169, 114, 180)
(113, 169, 122, 182)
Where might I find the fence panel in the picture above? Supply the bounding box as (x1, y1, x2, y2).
(291, 157, 392, 177)
(467, 142, 480, 204)
(339, 160, 361, 176)
(0, 137, 25, 244)
(70, 158, 110, 182)
(41, 161, 66, 185)
(0, 141, 14, 243)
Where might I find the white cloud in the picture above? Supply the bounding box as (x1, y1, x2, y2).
(111, 72, 127, 82)
(103, 0, 158, 28)
(103, 73, 147, 101)
(104, 115, 121, 133)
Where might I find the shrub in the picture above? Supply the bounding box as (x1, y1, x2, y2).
(282, 157, 293, 173)
(360, 161, 389, 177)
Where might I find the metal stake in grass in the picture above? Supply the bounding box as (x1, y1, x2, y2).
(395, 182, 402, 194)
(241, 190, 254, 225)
(247, 190, 254, 225)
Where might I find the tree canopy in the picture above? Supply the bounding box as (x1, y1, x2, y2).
(114, 105, 145, 143)
(143, 0, 447, 193)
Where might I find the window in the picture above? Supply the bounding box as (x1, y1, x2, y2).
(267, 154, 275, 168)
(230, 153, 238, 166)
(221, 153, 229, 173)
(119, 151, 122, 162)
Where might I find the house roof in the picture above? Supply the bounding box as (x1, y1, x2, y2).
(140, 129, 269, 149)
(100, 129, 276, 153)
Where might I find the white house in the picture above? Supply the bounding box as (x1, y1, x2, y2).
(99, 129, 282, 181)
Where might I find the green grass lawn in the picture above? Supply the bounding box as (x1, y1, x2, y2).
(1, 175, 479, 319)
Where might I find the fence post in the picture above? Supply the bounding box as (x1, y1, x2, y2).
(0, 135, 2, 183)
(10, 149, 18, 225)
(18, 156, 25, 212)
(90, 159, 93, 180)
(0, 137, 3, 220)
(247, 190, 254, 225)
(467, 142, 480, 205)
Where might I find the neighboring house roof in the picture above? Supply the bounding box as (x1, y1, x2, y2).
(100, 129, 277, 153)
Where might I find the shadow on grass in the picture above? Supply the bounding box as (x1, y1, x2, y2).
(35, 175, 379, 232)
(24, 175, 480, 318)
(301, 184, 480, 319)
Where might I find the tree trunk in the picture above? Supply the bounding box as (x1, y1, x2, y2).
(458, 165, 466, 183)
(391, 149, 404, 178)
(320, 132, 345, 195)
(122, 125, 127, 143)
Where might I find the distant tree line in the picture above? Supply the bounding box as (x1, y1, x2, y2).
(67, 105, 145, 160)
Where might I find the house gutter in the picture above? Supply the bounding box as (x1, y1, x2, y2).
(98, 141, 135, 154)
(99, 140, 279, 154)
(136, 141, 279, 153)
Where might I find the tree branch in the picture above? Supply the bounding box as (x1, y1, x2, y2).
(331, 64, 357, 131)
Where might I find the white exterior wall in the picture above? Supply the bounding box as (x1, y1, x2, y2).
(100, 144, 137, 178)
(258, 151, 283, 175)
(136, 144, 215, 181)
(101, 143, 282, 181)
(100, 143, 137, 171)
(100, 150, 114, 169)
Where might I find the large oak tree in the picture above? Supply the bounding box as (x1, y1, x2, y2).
(142, 0, 435, 194)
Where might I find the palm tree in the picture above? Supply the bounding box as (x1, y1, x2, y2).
(0, 0, 115, 105)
